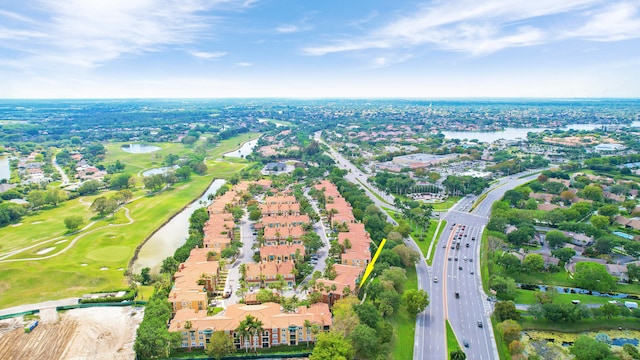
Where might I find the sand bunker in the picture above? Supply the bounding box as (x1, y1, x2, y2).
(36, 247, 55, 255)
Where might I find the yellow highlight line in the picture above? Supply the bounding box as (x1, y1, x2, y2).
(359, 238, 386, 286)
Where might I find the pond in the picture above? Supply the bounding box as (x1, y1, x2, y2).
(0, 155, 9, 182)
(121, 144, 161, 154)
(142, 165, 178, 177)
(131, 179, 226, 274)
(223, 138, 258, 158)
(442, 123, 606, 143)
(523, 329, 640, 359)
(519, 284, 638, 300)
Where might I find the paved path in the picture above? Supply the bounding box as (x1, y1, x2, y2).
(0, 298, 79, 317)
(52, 155, 71, 186)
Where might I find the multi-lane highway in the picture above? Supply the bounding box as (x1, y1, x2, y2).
(315, 131, 543, 359)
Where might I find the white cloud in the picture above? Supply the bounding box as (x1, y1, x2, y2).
(0, 0, 250, 69)
(235, 62, 252, 66)
(276, 24, 301, 33)
(190, 51, 227, 59)
(304, 0, 639, 57)
(566, 2, 640, 41)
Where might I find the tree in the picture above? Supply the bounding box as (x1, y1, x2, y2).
(623, 343, 640, 359)
(560, 190, 575, 203)
(392, 244, 420, 267)
(622, 200, 637, 214)
(402, 289, 429, 318)
(628, 263, 640, 283)
(545, 230, 568, 249)
(77, 180, 101, 195)
(331, 296, 360, 337)
(143, 174, 166, 192)
(490, 276, 517, 301)
(160, 256, 179, 275)
(45, 187, 67, 206)
(524, 253, 545, 272)
(508, 340, 524, 355)
(375, 290, 401, 318)
(570, 335, 612, 360)
(249, 209, 262, 221)
(353, 302, 381, 329)
(206, 331, 235, 360)
(140, 267, 151, 285)
(499, 253, 522, 273)
(450, 350, 467, 360)
(380, 267, 407, 293)
(497, 319, 521, 344)
(600, 303, 619, 319)
(64, 215, 84, 232)
(348, 324, 378, 359)
(116, 189, 133, 203)
(594, 238, 614, 255)
(581, 185, 603, 201)
(598, 204, 618, 220)
(573, 262, 617, 292)
(624, 242, 640, 258)
(551, 248, 575, 264)
(506, 228, 533, 246)
(109, 173, 132, 190)
(90, 196, 118, 217)
(310, 331, 354, 360)
(26, 190, 46, 208)
(494, 301, 519, 322)
(590, 214, 610, 229)
(303, 319, 313, 348)
(175, 166, 191, 181)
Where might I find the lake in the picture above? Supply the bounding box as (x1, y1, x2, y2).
(0, 155, 9, 182)
(142, 166, 178, 177)
(442, 123, 606, 142)
(121, 144, 161, 154)
(223, 138, 258, 158)
(132, 179, 226, 274)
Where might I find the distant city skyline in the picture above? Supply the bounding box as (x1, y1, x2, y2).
(1, 0, 639, 98)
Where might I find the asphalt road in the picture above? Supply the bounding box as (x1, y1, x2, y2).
(315, 131, 545, 360)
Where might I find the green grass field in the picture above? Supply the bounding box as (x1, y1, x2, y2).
(518, 316, 640, 332)
(514, 289, 628, 306)
(428, 220, 447, 265)
(431, 196, 461, 211)
(0, 135, 258, 309)
(446, 320, 461, 355)
(391, 266, 418, 360)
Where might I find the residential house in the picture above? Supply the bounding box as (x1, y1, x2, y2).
(260, 244, 305, 263)
(169, 302, 331, 349)
(314, 264, 363, 307)
(169, 248, 220, 313)
(245, 262, 296, 288)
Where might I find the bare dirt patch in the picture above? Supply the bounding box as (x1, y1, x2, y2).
(0, 306, 143, 360)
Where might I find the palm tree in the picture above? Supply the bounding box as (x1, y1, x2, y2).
(236, 316, 254, 353)
(303, 320, 313, 348)
(239, 264, 247, 281)
(184, 320, 193, 352)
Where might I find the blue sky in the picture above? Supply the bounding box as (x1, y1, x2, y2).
(1, 0, 640, 98)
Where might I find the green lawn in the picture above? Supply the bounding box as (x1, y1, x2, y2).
(518, 316, 640, 332)
(431, 196, 461, 211)
(491, 316, 511, 360)
(426, 219, 447, 265)
(391, 266, 417, 360)
(0, 135, 257, 309)
(386, 210, 439, 260)
(446, 320, 461, 355)
(514, 289, 627, 305)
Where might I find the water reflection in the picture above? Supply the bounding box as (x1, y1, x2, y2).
(121, 144, 161, 153)
(223, 139, 258, 158)
(0, 155, 9, 182)
(132, 179, 226, 273)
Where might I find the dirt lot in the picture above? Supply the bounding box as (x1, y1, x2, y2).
(0, 306, 143, 360)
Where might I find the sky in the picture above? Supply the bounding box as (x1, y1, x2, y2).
(1, 0, 640, 98)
